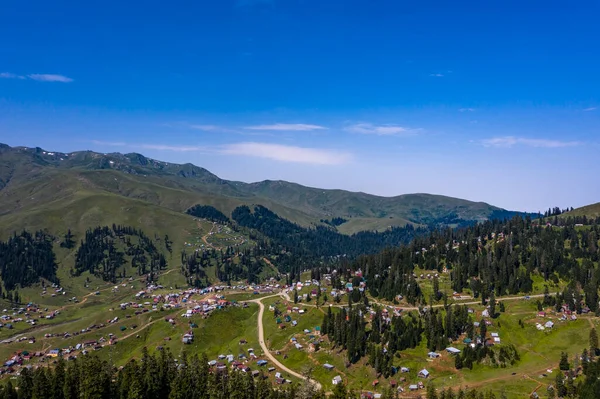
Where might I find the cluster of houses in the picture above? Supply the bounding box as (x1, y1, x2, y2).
(0, 304, 61, 344)
(186, 219, 248, 251)
(330, 365, 430, 396)
(535, 306, 584, 331)
(41, 283, 67, 298)
(205, 350, 285, 383)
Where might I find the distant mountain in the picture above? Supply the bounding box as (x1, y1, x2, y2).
(0, 143, 528, 237)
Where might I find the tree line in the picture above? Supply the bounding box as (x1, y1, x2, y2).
(0, 230, 58, 291)
(73, 225, 168, 283)
(1, 348, 333, 399)
(187, 205, 231, 224)
(339, 215, 599, 307)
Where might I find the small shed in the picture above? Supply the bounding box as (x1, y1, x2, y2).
(446, 347, 461, 355)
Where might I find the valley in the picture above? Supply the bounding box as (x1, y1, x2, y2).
(0, 144, 598, 398)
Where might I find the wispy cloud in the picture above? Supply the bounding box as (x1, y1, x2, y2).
(459, 108, 475, 112)
(583, 107, 597, 112)
(27, 74, 73, 83)
(1, 72, 73, 82)
(0, 72, 25, 79)
(345, 123, 420, 136)
(90, 140, 206, 152)
(90, 140, 128, 147)
(220, 142, 351, 165)
(89, 139, 348, 163)
(481, 136, 582, 148)
(244, 123, 327, 131)
(188, 124, 221, 131)
(140, 144, 206, 152)
(429, 73, 444, 77)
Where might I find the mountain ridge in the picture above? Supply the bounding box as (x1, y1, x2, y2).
(0, 143, 527, 235)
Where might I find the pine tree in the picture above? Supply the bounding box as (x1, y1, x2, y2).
(427, 383, 438, 399)
(559, 352, 570, 371)
(331, 382, 348, 399)
(4, 381, 18, 399)
(590, 328, 598, 356)
(455, 354, 463, 369)
(18, 367, 34, 399)
(479, 319, 487, 342)
(51, 358, 66, 399)
(63, 359, 80, 399)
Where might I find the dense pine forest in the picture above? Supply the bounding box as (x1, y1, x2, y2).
(0, 348, 514, 399)
(0, 349, 323, 399)
(187, 205, 231, 224)
(0, 230, 58, 291)
(320, 304, 423, 372)
(232, 205, 424, 259)
(346, 215, 600, 306)
(73, 225, 168, 283)
(180, 245, 271, 287)
(0, 349, 528, 399)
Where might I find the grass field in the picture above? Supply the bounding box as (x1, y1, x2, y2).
(255, 291, 599, 398)
(2, 275, 598, 399)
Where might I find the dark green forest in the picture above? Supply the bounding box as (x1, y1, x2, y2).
(187, 205, 230, 224)
(344, 214, 600, 306)
(73, 225, 168, 283)
(0, 231, 58, 291)
(0, 349, 325, 399)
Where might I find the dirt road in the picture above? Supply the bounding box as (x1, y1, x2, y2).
(250, 295, 323, 391)
(280, 289, 555, 311)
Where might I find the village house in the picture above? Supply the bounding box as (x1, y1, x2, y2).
(182, 332, 194, 344)
(446, 347, 461, 355)
(418, 369, 430, 378)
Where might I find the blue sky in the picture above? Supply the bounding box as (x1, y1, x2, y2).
(1, 0, 599, 212)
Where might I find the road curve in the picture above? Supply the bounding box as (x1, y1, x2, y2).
(250, 295, 323, 391)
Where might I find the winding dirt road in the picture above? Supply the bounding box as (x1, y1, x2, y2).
(250, 295, 323, 391)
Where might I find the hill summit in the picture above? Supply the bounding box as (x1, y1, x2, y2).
(0, 143, 527, 237)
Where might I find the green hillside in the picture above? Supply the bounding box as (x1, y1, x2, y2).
(564, 202, 600, 218)
(240, 180, 507, 232)
(0, 143, 522, 237)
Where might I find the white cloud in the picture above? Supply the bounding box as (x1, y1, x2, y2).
(583, 107, 597, 112)
(459, 108, 475, 112)
(188, 124, 221, 131)
(0, 72, 25, 79)
(91, 140, 128, 146)
(244, 123, 327, 131)
(429, 73, 444, 77)
(140, 144, 206, 152)
(90, 140, 205, 152)
(1, 72, 73, 82)
(481, 136, 581, 148)
(27, 74, 73, 83)
(345, 123, 419, 136)
(220, 142, 351, 165)
(88, 139, 350, 163)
